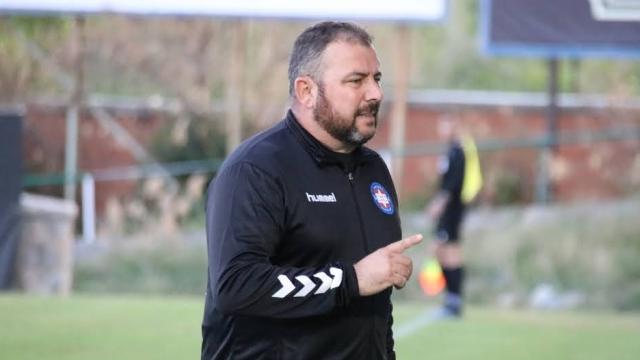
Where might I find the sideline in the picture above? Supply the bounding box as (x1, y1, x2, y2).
(393, 308, 440, 339)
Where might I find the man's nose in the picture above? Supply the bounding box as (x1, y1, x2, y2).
(365, 79, 383, 102)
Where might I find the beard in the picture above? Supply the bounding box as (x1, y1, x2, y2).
(313, 83, 380, 147)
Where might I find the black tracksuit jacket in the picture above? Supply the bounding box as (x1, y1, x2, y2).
(201, 110, 402, 360)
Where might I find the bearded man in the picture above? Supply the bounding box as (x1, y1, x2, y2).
(201, 21, 422, 360)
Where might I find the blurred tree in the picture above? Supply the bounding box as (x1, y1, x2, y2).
(0, 17, 69, 102)
(2, 7, 639, 115)
(151, 113, 226, 164)
(409, 0, 640, 95)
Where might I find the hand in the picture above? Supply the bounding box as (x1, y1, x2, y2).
(427, 193, 449, 221)
(353, 234, 423, 296)
(427, 202, 440, 220)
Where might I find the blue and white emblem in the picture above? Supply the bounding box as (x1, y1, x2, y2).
(370, 182, 394, 215)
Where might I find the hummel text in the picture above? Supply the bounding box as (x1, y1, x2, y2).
(306, 192, 337, 203)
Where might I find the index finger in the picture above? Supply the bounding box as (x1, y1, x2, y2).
(387, 234, 423, 253)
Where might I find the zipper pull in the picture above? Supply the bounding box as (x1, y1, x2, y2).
(348, 172, 354, 181)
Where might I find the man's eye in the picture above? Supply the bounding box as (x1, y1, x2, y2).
(350, 78, 363, 84)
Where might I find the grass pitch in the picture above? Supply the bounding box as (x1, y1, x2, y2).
(394, 303, 640, 360)
(1, 295, 638, 360)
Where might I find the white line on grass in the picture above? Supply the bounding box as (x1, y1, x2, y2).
(394, 309, 439, 339)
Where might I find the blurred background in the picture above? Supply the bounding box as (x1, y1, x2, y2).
(0, 1, 639, 359)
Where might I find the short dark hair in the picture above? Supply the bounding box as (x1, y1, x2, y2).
(288, 21, 373, 96)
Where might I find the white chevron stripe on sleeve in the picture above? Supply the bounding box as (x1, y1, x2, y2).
(294, 275, 315, 297)
(272, 274, 295, 298)
(329, 267, 343, 289)
(313, 272, 332, 294)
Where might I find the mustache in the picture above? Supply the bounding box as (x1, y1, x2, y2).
(356, 101, 380, 117)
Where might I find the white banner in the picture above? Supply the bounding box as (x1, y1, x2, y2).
(0, 0, 446, 22)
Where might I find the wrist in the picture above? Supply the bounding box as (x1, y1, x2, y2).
(346, 264, 362, 298)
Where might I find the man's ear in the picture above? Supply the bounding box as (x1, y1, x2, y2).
(294, 76, 317, 108)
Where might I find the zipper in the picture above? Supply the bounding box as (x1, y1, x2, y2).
(348, 169, 378, 350)
(347, 170, 370, 253)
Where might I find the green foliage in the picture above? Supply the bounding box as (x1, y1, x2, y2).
(410, 0, 640, 94)
(73, 198, 640, 310)
(492, 170, 524, 205)
(613, 228, 640, 310)
(3, 16, 70, 37)
(144, 115, 224, 228)
(0, 17, 71, 101)
(400, 196, 640, 310)
(473, 200, 640, 310)
(3, 2, 640, 102)
(74, 243, 207, 295)
(151, 114, 226, 164)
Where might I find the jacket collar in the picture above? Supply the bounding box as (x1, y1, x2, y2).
(285, 110, 377, 168)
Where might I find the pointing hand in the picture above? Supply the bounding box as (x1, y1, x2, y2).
(353, 234, 423, 296)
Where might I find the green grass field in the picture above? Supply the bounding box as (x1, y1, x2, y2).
(1, 294, 638, 360)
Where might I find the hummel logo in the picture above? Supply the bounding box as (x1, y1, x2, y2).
(306, 192, 337, 203)
(272, 267, 343, 298)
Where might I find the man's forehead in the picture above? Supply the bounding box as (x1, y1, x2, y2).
(321, 40, 380, 74)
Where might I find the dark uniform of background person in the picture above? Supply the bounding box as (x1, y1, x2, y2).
(201, 22, 423, 359)
(426, 116, 466, 317)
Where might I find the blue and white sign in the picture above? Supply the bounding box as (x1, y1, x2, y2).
(370, 182, 394, 215)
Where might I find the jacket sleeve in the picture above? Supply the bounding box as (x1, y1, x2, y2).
(206, 161, 360, 319)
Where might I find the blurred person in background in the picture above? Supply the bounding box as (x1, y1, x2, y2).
(201, 21, 422, 360)
(426, 114, 482, 318)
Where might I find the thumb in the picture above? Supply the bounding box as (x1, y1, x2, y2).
(387, 234, 423, 253)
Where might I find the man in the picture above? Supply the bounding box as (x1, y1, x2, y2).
(426, 115, 467, 317)
(201, 21, 422, 359)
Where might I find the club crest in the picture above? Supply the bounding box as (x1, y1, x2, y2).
(370, 182, 394, 215)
